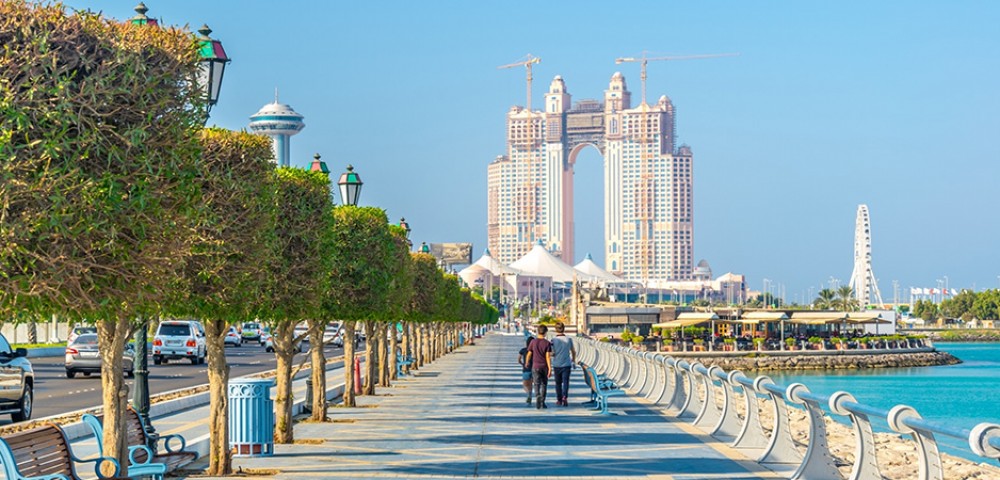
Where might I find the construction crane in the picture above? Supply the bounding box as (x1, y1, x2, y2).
(614, 51, 737, 286)
(615, 52, 739, 105)
(498, 54, 542, 253)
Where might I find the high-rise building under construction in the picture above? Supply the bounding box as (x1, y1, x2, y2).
(487, 73, 694, 283)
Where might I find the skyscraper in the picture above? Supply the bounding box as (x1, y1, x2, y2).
(248, 92, 305, 167)
(487, 73, 694, 284)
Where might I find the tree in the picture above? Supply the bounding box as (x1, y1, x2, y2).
(326, 206, 399, 406)
(0, 3, 204, 472)
(407, 253, 440, 369)
(169, 129, 275, 474)
(261, 168, 333, 443)
(912, 299, 939, 322)
(815, 289, 837, 309)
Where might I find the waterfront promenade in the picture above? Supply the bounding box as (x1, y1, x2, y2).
(187, 333, 778, 479)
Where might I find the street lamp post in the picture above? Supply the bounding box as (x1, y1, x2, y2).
(129, 2, 229, 452)
(337, 165, 363, 206)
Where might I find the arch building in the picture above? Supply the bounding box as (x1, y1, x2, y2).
(487, 73, 694, 283)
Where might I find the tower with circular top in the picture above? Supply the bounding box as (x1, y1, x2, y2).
(248, 91, 305, 167)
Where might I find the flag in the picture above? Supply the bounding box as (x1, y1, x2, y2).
(923, 288, 931, 295)
(910, 287, 920, 296)
(952, 288, 959, 296)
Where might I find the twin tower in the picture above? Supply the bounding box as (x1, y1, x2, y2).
(487, 73, 695, 284)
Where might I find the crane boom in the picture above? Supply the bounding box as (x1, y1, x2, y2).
(499, 54, 542, 253)
(614, 52, 738, 104)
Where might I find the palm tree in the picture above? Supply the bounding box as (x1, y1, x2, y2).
(836, 285, 857, 311)
(815, 288, 836, 309)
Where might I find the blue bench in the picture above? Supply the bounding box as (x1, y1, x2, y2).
(396, 352, 415, 377)
(581, 363, 625, 415)
(83, 408, 194, 477)
(0, 423, 122, 480)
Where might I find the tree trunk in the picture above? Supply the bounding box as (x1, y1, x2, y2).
(414, 323, 423, 367)
(389, 322, 399, 381)
(26, 322, 37, 344)
(204, 319, 232, 475)
(272, 321, 297, 444)
(97, 318, 132, 477)
(342, 321, 356, 407)
(307, 319, 328, 421)
(363, 321, 376, 395)
(378, 323, 390, 387)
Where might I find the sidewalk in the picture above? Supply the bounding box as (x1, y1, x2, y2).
(185, 333, 777, 479)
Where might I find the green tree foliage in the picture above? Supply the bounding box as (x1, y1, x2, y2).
(814, 289, 837, 309)
(835, 286, 857, 311)
(171, 129, 276, 475)
(0, 2, 204, 470)
(262, 167, 332, 443)
(912, 299, 940, 322)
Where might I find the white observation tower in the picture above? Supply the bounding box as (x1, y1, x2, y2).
(248, 90, 305, 167)
(848, 204, 884, 308)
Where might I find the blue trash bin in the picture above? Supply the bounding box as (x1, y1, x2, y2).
(229, 378, 275, 457)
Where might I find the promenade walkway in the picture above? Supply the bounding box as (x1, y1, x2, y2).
(187, 333, 778, 479)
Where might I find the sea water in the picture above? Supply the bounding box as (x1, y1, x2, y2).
(767, 343, 1000, 462)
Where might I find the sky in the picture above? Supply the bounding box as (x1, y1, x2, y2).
(65, 1, 1000, 304)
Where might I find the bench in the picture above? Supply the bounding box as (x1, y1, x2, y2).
(396, 352, 415, 377)
(83, 408, 196, 475)
(581, 363, 625, 415)
(0, 423, 122, 480)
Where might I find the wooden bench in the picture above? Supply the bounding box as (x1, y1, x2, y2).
(83, 408, 196, 475)
(396, 352, 415, 377)
(581, 363, 625, 415)
(0, 423, 122, 480)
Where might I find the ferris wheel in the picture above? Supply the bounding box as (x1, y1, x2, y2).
(848, 205, 885, 308)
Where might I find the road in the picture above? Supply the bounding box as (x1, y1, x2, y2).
(20, 341, 346, 422)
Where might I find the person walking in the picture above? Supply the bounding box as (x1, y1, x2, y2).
(550, 323, 576, 406)
(524, 324, 552, 409)
(517, 337, 533, 404)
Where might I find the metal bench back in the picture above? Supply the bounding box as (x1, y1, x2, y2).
(0, 424, 77, 479)
(88, 409, 150, 463)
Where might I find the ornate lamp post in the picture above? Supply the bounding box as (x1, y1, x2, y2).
(337, 165, 363, 206)
(309, 153, 330, 176)
(419, 242, 430, 254)
(129, 2, 229, 450)
(399, 218, 412, 249)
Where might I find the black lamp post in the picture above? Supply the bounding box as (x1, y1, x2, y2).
(399, 218, 412, 248)
(337, 165, 363, 206)
(129, 2, 229, 451)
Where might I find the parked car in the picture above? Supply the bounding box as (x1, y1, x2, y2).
(0, 332, 34, 422)
(152, 320, 206, 365)
(240, 322, 263, 343)
(258, 327, 271, 346)
(330, 332, 344, 348)
(224, 326, 242, 347)
(65, 333, 134, 379)
(67, 325, 97, 344)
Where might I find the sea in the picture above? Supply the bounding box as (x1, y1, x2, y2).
(766, 342, 1000, 463)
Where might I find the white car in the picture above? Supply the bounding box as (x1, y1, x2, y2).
(152, 320, 206, 365)
(264, 333, 303, 354)
(68, 325, 97, 344)
(224, 326, 241, 347)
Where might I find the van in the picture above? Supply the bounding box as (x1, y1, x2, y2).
(152, 320, 206, 365)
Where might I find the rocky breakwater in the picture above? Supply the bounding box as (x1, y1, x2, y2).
(677, 350, 960, 371)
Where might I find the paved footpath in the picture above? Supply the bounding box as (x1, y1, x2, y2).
(185, 333, 778, 479)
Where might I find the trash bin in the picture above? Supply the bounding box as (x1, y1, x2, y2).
(229, 378, 274, 457)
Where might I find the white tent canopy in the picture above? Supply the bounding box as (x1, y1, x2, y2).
(509, 243, 594, 283)
(573, 254, 623, 284)
(471, 248, 521, 276)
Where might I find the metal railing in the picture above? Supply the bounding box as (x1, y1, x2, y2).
(576, 338, 1000, 480)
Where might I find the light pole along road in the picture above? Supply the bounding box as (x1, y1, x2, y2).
(14, 342, 344, 423)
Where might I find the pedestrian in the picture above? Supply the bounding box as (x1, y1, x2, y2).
(517, 337, 533, 404)
(550, 323, 576, 406)
(524, 324, 552, 409)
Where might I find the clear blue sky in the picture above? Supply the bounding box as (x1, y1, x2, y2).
(67, 1, 1000, 303)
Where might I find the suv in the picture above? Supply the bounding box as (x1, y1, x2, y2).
(240, 322, 263, 343)
(0, 333, 34, 422)
(152, 320, 206, 365)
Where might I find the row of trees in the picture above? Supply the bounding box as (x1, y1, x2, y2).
(0, 2, 496, 476)
(915, 289, 1000, 322)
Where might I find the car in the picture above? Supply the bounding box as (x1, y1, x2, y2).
(67, 325, 97, 344)
(0, 332, 34, 422)
(258, 327, 271, 346)
(264, 333, 303, 354)
(152, 320, 206, 365)
(224, 326, 242, 347)
(65, 333, 134, 379)
(330, 332, 344, 348)
(240, 322, 263, 343)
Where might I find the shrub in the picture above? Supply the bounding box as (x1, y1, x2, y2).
(632, 335, 645, 344)
(785, 338, 796, 346)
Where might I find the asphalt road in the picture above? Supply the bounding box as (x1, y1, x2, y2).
(18, 340, 346, 422)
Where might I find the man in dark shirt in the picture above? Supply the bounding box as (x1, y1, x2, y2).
(524, 324, 553, 409)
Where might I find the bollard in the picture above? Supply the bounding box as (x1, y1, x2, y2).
(229, 378, 275, 457)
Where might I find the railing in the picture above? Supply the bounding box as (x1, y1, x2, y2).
(576, 337, 1000, 480)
